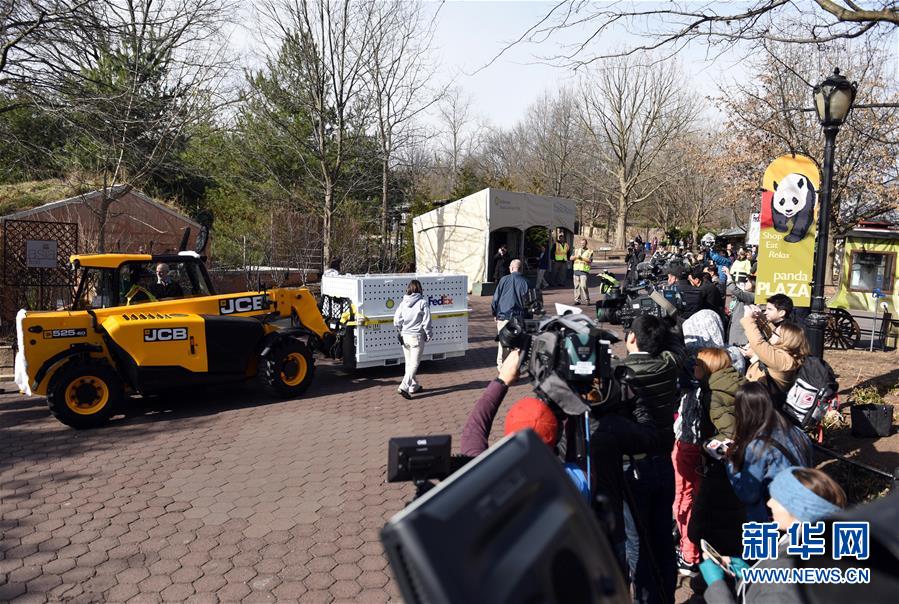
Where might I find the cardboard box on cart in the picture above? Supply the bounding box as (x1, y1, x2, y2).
(321, 273, 469, 369)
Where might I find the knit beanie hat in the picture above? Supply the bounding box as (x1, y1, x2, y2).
(769, 467, 841, 522)
(504, 397, 559, 447)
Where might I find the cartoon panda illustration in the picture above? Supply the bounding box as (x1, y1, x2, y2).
(771, 173, 816, 243)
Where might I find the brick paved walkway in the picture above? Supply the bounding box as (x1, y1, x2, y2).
(2, 283, 612, 603)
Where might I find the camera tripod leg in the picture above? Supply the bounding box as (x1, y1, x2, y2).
(621, 464, 672, 604)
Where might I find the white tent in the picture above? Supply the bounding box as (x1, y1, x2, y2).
(413, 188, 577, 289)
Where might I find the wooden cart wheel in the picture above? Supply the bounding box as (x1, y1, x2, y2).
(825, 308, 861, 350)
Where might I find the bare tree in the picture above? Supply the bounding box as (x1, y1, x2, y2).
(494, 1, 899, 68)
(368, 0, 441, 258)
(522, 88, 581, 196)
(654, 131, 725, 245)
(716, 39, 899, 279)
(4, 0, 233, 251)
(437, 86, 474, 193)
(579, 56, 697, 248)
(0, 0, 90, 113)
(255, 0, 377, 265)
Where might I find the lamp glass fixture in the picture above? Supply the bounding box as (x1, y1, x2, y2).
(813, 68, 857, 126)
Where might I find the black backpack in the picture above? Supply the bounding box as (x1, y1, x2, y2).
(780, 357, 839, 430)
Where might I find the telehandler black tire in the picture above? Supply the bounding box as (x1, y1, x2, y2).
(259, 339, 315, 397)
(47, 360, 124, 429)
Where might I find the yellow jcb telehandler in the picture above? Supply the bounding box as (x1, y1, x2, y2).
(14, 251, 337, 428)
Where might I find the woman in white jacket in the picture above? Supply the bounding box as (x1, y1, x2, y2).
(393, 280, 432, 399)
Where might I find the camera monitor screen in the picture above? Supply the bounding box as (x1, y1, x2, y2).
(380, 430, 629, 604)
(387, 435, 452, 483)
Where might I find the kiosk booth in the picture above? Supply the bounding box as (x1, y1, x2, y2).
(412, 188, 577, 293)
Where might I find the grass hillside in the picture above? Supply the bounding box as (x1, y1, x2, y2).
(0, 179, 93, 217)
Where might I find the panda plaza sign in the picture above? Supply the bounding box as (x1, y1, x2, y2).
(754, 154, 820, 307)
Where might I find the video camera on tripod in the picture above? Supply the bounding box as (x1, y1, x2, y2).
(594, 283, 680, 329)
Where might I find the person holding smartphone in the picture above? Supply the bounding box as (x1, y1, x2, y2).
(740, 304, 809, 395)
(701, 467, 846, 604)
(725, 383, 813, 522)
(673, 347, 744, 577)
(723, 267, 755, 347)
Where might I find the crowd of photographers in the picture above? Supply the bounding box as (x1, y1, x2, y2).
(472, 238, 856, 604)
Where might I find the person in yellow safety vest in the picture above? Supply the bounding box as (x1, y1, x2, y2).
(551, 234, 570, 287)
(730, 248, 752, 283)
(570, 239, 594, 305)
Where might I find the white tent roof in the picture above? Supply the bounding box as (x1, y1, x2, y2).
(412, 188, 577, 288)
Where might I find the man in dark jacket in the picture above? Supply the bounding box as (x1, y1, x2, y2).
(625, 241, 646, 285)
(150, 263, 184, 300)
(493, 245, 511, 282)
(491, 259, 530, 369)
(667, 264, 703, 319)
(535, 243, 550, 290)
(692, 265, 724, 317)
(593, 315, 683, 604)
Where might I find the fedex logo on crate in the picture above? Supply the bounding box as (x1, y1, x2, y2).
(428, 294, 454, 307)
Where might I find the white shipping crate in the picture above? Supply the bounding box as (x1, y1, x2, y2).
(321, 273, 469, 368)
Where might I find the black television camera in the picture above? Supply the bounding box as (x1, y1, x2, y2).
(497, 313, 619, 416)
(523, 287, 544, 318)
(594, 283, 680, 329)
(634, 261, 663, 284)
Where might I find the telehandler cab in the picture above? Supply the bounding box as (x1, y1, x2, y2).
(15, 251, 335, 429)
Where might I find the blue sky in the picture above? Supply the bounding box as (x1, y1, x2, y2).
(426, 0, 751, 128)
(228, 0, 756, 129)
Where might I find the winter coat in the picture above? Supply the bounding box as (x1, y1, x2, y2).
(702, 367, 744, 441)
(493, 252, 511, 281)
(699, 280, 724, 314)
(675, 279, 704, 319)
(393, 293, 432, 339)
(726, 282, 755, 346)
(726, 426, 813, 522)
(742, 316, 802, 392)
(730, 258, 752, 280)
(683, 309, 725, 352)
(707, 250, 733, 284)
(616, 350, 682, 455)
(537, 248, 550, 270)
(491, 272, 530, 320)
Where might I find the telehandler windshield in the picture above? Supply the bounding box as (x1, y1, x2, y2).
(72, 259, 214, 309)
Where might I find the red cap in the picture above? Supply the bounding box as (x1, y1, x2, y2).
(504, 397, 559, 447)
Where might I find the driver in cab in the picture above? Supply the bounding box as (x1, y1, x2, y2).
(150, 263, 184, 300)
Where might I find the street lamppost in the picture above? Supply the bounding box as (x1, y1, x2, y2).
(807, 68, 857, 358)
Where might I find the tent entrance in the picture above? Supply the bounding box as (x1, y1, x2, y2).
(487, 228, 523, 281)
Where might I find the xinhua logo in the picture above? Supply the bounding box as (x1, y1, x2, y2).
(428, 294, 453, 306)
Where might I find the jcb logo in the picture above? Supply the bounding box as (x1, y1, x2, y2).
(219, 295, 268, 315)
(144, 328, 188, 342)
